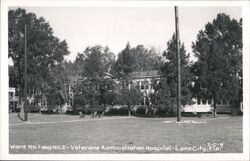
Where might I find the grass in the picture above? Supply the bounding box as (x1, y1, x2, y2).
(9, 113, 243, 154)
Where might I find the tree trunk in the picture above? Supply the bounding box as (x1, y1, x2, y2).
(18, 78, 23, 114)
(128, 104, 131, 116)
(213, 97, 217, 118)
(145, 106, 148, 116)
(91, 88, 95, 116)
(17, 61, 22, 106)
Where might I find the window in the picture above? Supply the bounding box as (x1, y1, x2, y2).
(197, 98, 201, 105)
(202, 99, 206, 105)
(216, 100, 221, 105)
(208, 99, 212, 105)
(140, 99, 145, 105)
(145, 97, 149, 106)
(145, 81, 149, 89)
(141, 83, 145, 90)
(33, 87, 36, 94)
(70, 98, 73, 106)
(9, 92, 14, 98)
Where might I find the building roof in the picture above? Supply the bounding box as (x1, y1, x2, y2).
(68, 72, 114, 83)
(129, 70, 161, 79)
(67, 71, 160, 82)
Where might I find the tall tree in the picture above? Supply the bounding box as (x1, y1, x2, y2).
(45, 63, 68, 111)
(75, 45, 116, 112)
(131, 45, 163, 72)
(114, 82, 143, 116)
(158, 33, 193, 114)
(73, 53, 86, 76)
(192, 13, 242, 117)
(113, 43, 156, 116)
(113, 42, 163, 79)
(112, 42, 135, 78)
(8, 8, 69, 105)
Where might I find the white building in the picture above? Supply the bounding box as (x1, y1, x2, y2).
(183, 98, 233, 114)
(9, 87, 19, 112)
(128, 70, 160, 105)
(128, 70, 238, 114)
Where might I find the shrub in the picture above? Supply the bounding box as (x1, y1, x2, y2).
(105, 106, 128, 116)
(27, 105, 40, 113)
(41, 105, 60, 114)
(134, 105, 146, 115)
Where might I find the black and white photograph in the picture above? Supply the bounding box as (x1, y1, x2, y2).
(0, 0, 249, 160)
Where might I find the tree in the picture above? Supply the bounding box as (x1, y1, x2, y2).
(192, 13, 242, 117)
(150, 79, 175, 114)
(131, 45, 163, 72)
(73, 53, 86, 76)
(112, 43, 163, 116)
(112, 42, 135, 78)
(113, 42, 163, 79)
(8, 8, 69, 106)
(114, 82, 143, 116)
(76, 45, 116, 113)
(45, 63, 68, 112)
(158, 33, 193, 115)
(73, 93, 88, 113)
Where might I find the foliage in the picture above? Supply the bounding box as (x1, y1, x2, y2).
(74, 45, 116, 110)
(112, 43, 134, 78)
(105, 106, 129, 116)
(72, 53, 86, 76)
(153, 33, 193, 114)
(192, 13, 242, 116)
(112, 43, 162, 116)
(114, 82, 143, 116)
(8, 8, 69, 105)
(113, 42, 163, 79)
(46, 90, 64, 106)
(132, 45, 163, 72)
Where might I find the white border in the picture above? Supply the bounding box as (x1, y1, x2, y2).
(1, 0, 249, 160)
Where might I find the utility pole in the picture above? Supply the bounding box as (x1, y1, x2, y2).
(175, 6, 181, 122)
(24, 24, 28, 121)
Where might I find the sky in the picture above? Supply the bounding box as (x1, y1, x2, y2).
(9, 6, 242, 62)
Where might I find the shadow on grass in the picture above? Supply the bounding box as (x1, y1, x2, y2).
(17, 113, 25, 121)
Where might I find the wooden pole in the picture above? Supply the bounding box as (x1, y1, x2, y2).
(24, 24, 28, 121)
(175, 6, 181, 122)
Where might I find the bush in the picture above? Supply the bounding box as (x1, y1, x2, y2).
(133, 105, 176, 117)
(27, 105, 40, 113)
(105, 106, 128, 116)
(65, 106, 74, 114)
(133, 105, 146, 115)
(74, 104, 84, 113)
(41, 105, 60, 114)
(155, 104, 176, 116)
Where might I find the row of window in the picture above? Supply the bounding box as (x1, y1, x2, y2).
(66, 98, 73, 106)
(26, 88, 42, 95)
(136, 81, 150, 90)
(27, 100, 47, 106)
(196, 99, 233, 105)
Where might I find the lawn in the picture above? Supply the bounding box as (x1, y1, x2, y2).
(9, 113, 243, 154)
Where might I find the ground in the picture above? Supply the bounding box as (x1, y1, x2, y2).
(9, 113, 243, 154)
